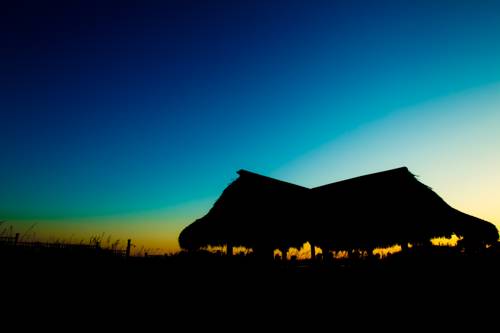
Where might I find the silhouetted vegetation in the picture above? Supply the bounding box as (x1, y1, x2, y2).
(2, 231, 499, 320)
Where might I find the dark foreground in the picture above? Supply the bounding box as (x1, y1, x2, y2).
(2, 246, 499, 324)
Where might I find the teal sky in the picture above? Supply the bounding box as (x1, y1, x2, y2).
(2, 1, 500, 251)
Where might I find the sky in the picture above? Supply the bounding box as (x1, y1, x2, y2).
(1, 0, 500, 253)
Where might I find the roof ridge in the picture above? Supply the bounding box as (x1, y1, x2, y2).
(311, 166, 411, 190)
(237, 169, 308, 189)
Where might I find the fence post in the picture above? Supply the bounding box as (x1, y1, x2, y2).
(126, 239, 131, 258)
(14, 233, 19, 246)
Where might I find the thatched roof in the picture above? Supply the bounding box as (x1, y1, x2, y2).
(308, 167, 498, 249)
(179, 170, 308, 252)
(178, 167, 498, 252)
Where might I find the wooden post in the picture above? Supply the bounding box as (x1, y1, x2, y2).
(323, 248, 330, 261)
(281, 247, 287, 261)
(310, 242, 316, 260)
(227, 243, 233, 257)
(126, 239, 131, 258)
(14, 233, 19, 246)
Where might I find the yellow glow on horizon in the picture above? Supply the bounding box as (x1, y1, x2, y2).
(3, 197, 215, 254)
(333, 250, 349, 259)
(233, 246, 253, 255)
(5, 214, 185, 255)
(284, 242, 323, 260)
(430, 234, 462, 246)
(373, 244, 403, 258)
(203, 245, 226, 254)
(286, 242, 308, 260)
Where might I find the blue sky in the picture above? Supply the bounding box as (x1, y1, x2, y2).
(1, 1, 500, 251)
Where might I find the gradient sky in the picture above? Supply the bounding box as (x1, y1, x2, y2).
(2, 0, 500, 252)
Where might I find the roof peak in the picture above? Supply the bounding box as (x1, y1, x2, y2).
(237, 169, 262, 177)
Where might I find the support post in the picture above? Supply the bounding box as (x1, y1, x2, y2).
(281, 247, 287, 261)
(323, 248, 330, 261)
(126, 239, 131, 258)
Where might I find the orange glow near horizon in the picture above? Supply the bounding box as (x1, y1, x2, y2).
(201, 245, 254, 256)
(4, 215, 495, 257)
(233, 246, 254, 255)
(203, 245, 227, 254)
(3, 216, 183, 255)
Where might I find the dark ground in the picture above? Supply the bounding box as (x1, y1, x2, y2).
(2, 245, 498, 325)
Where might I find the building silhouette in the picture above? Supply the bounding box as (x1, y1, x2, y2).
(179, 167, 498, 259)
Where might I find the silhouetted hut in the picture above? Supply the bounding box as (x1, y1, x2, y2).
(178, 170, 309, 258)
(179, 167, 498, 259)
(308, 167, 498, 253)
